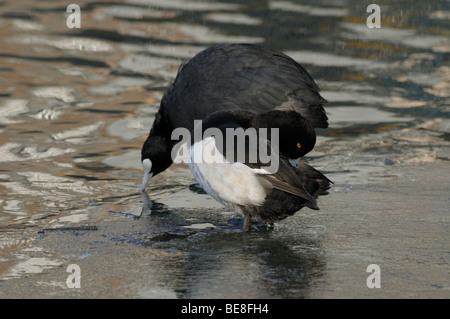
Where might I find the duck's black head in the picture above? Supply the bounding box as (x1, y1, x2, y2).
(141, 134, 173, 191)
(251, 110, 316, 159)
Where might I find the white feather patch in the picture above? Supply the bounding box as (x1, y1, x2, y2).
(189, 137, 267, 207)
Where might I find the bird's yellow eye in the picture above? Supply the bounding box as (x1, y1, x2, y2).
(297, 142, 301, 148)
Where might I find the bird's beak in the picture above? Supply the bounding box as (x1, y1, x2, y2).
(141, 172, 153, 192)
(141, 159, 153, 192)
(288, 157, 301, 168)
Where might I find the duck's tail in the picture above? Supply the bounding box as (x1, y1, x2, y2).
(296, 161, 333, 198)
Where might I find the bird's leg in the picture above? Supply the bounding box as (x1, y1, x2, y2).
(242, 214, 263, 232)
(242, 213, 252, 232)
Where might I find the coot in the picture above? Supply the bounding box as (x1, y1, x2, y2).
(141, 43, 328, 191)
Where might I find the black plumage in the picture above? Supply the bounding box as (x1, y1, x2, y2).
(141, 43, 328, 184)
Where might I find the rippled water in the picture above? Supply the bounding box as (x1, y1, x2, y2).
(0, 0, 449, 298)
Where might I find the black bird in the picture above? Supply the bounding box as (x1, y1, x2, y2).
(188, 109, 331, 231)
(141, 43, 328, 190)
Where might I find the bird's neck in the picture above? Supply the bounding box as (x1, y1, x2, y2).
(150, 109, 174, 143)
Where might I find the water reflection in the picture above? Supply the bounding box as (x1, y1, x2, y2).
(178, 231, 326, 298)
(132, 192, 327, 298)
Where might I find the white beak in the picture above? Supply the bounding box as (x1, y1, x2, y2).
(141, 159, 153, 192)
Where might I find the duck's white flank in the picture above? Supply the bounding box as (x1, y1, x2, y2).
(189, 137, 268, 207)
